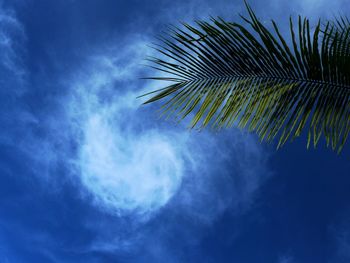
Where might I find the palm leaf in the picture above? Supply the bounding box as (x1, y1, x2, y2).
(323, 16, 350, 56)
(140, 1, 350, 153)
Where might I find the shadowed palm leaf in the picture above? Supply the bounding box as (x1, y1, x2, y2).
(140, 2, 350, 153)
(331, 16, 350, 36)
(325, 16, 350, 56)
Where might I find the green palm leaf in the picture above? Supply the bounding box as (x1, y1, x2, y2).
(140, 1, 350, 153)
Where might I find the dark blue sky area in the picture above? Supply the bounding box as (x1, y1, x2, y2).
(0, 0, 350, 262)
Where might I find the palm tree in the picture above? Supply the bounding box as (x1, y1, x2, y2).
(140, 1, 350, 153)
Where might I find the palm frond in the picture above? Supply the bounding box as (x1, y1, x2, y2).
(140, 1, 350, 153)
(332, 16, 350, 34)
(323, 16, 350, 56)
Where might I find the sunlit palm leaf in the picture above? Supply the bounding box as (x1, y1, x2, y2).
(140, 1, 350, 153)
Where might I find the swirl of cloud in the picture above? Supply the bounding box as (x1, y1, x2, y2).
(67, 43, 191, 217)
(77, 97, 185, 216)
(63, 37, 272, 226)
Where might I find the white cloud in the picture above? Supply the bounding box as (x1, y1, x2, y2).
(2, 0, 349, 260)
(66, 41, 191, 216)
(0, 0, 271, 222)
(78, 108, 185, 215)
(57, 34, 272, 259)
(0, 1, 272, 256)
(0, 2, 272, 257)
(65, 35, 271, 222)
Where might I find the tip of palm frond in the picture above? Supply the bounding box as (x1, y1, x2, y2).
(136, 87, 170, 101)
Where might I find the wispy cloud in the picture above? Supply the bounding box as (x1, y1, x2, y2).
(66, 40, 189, 216)
(0, 3, 34, 157)
(293, 0, 348, 17)
(278, 254, 296, 263)
(56, 35, 272, 261)
(329, 213, 350, 263)
(0, 1, 272, 259)
(0, 2, 26, 95)
(0, 0, 271, 225)
(65, 36, 271, 220)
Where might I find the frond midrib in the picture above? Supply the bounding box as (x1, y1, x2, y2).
(176, 72, 350, 91)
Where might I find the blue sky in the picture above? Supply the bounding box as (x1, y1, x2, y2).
(0, 0, 350, 262)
